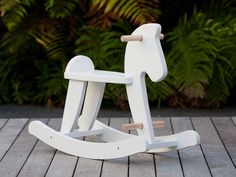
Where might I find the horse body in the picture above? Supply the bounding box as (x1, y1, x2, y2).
(28, 23, 200, 160)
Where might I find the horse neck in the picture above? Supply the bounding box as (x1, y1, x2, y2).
(124, 53, 150, 78)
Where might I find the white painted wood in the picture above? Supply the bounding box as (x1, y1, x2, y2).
(153, 117, 183, 177)
(78, 82, 105, 131)
(124, 24, 168, 144)
(29, 23, 200, 160)
(73, 118, 108, 177)
(171, 117, 211, 177)
(147, 130, 199, 152)
(65, 70, 132, 84)
(29, 121, 146, 159)
(0, 118, 28, 160)
(64, 55, 132, 84)
(18, 119, 61, 177)
(60, 80, 87, 133)
(0, 119, 47, 177)
(64, 55, 95, 73)
(125, 24, 167, 83)
(126, 75, 156, 143)
(192, 117, 236, 177)
(93, 120, 144, 143)
(65, 128, 103, 138)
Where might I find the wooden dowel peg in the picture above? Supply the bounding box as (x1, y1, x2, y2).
(152, 121, 165, 128)
(121, 123, 143, 131)
(121, 121, 165, 131)
(120, 34, 164, 42)
(160, 33, 164, 40)
(120, 35, 143, 42)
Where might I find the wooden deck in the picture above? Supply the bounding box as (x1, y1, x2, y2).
(0, 117, 236, 177)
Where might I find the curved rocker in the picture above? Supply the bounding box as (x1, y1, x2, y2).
(28, 23, 200, 160)
(29, 120, 199, 159)
(29, 121, 146, 159)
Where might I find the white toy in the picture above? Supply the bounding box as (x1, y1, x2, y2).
(28, 23, 200, 159)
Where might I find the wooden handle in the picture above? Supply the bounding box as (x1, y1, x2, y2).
(152, 121, 165, 128)
(160, 33, 164, 40)
(120, 34, 164, 42)
(120, 35, 143, 42)
(121, 121, 165, 131)
(121, 123, 143, 131)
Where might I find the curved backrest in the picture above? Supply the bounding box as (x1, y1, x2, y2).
(124, 23, 167, 82)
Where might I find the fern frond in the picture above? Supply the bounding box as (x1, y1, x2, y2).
(44, 0, 77, 19)
(0, 0, 35, 30)
(166, 10, 236, 107)
(90, 0, 160, 27)
(34, 66, 68, 105)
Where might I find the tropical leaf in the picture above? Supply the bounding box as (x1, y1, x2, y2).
(166, 11, 236, 107)
(74, 23, 130, 107)
(89, 0, 160, 28)
(44, 0, 78, 19)
(0, 0, 35, 30)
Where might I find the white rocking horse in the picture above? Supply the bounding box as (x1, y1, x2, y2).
(28, 23, 200, 159)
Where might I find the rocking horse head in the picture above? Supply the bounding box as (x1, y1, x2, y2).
(122, 23, 167, 82)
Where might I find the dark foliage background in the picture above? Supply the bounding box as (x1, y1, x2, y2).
(0, 0, 235, 109)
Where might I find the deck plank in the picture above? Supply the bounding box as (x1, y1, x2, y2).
(0, 119, 7, 130)
(129, 119, 156, 177)
(192, 117, 236, 177)
(0, 116, 235, 177)
(73, 157, 102, 177)
(18, 118, 60, 177)
(171, 117, 211, 177)
(129, 153, 156, 177)
(73, 118, 109, 177)
(45, 119, 78, 177)
(154, 117, 183, 177)
(0, 118, 28, 161)
(211, 117, 236, 167)
(0, 118, 47, 177)
(101, 118, 129, 177)
(232, 117, 236, 126)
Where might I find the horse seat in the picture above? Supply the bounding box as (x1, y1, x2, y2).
(64, 70, 132, 84)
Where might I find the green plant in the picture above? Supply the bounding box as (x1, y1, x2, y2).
(0, 0, 85, 105)
(0, 0, 162, 107)
(0, 0, 235, 109)
(89, 0, 161, 29)
(166, 8, 236, 107)
(74, 23, 130, 108)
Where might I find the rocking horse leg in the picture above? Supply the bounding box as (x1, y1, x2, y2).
(126, 74, 156, 144)
(78, 82, 106, 131)
(60, 80, 87, 133)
